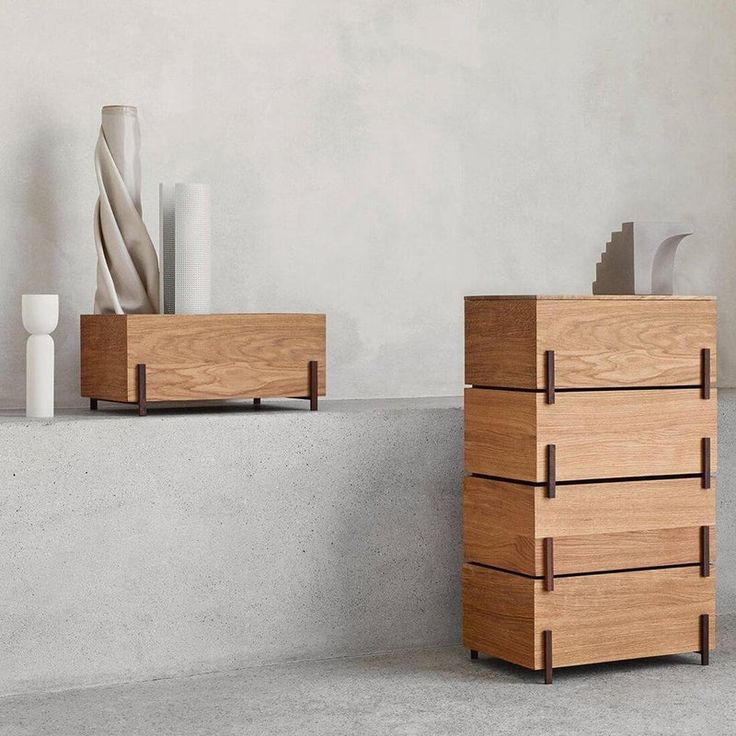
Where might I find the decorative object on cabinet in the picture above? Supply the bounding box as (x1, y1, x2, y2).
(160, 183, 212, 314)
(22, 294, 59, 418)
(463, 295, 716, 684)
(94, 105, 160, 315)
(80, 313, 325, 416)
(592, 222, 693, 295)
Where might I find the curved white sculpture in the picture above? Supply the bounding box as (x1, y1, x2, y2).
(94, 105, 160, 314)
(593, 222, 693, 295)
(22, 294, 58, 418)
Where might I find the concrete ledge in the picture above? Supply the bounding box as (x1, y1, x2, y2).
(0, 398, 463, 696)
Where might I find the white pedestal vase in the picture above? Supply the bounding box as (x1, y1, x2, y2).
(22, 294, 58, 418)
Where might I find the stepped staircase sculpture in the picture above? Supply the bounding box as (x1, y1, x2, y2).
(593, 222, 693, 295)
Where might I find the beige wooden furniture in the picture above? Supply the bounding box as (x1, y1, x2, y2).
(81, 314, 326, 415)
(463, 296, 716, 683)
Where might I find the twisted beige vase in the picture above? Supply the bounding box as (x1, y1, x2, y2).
(94, 105, 160, 314)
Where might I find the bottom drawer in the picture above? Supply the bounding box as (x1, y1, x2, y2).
(463, 563, 715, 670)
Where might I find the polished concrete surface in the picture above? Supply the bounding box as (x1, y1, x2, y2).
(2, 615, 734, 736)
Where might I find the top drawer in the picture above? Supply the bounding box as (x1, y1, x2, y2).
(465, 296, 716, 390)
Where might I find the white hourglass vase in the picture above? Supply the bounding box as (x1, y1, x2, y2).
(22, 294, 59, 418)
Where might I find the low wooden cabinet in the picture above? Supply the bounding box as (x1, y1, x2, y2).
(80, 313, 326, 415)
(463, 296, 716, 683)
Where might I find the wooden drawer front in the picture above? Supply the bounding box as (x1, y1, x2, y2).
(465, 388, 716, 482)
(464, 476, 715, 576)
(537, 299, 715, 389)
(463, 563, 715, 670)
(465, 297, 716, 390)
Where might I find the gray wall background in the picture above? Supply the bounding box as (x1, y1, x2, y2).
(1, 0, 735, 408)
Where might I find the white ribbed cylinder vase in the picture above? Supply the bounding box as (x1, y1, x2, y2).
(22, 294, 58, 418)
(160, 183, 211, 314)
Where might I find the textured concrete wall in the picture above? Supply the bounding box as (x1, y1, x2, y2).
(1, 1, 735, 408)
(717, 390, 736, 613)
(0, 399, 463, 696)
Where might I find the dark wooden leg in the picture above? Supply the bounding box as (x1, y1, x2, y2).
(470, 649, 478, 661)
(137, 363, 147, 417)
(700, 614, 710, 666)
(309, 360, 318, 411)
(253, 398, 261, 407)
(701, 526, 710, 577)
(544, 537, 554, 591)
(544, 630, 553, 684)
(90, 398, 98, 411)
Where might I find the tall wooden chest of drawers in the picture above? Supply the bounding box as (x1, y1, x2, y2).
(463, 296, 716, 683)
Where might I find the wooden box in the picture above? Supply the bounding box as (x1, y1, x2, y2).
(465, 387, 716, 482)
(463, 296, 716, 683)
(464, 475, 715, 576)
(465, 295, 716, 389)
(81, 314, 326, 413)
(463, 563, 715, 671)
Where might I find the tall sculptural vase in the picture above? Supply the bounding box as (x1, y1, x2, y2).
(22, 294, 58, 418)
(94, 105, 160, 314)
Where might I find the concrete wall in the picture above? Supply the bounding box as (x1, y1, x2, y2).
(0, 399, 463, 696)
(1, 1, 735, 408)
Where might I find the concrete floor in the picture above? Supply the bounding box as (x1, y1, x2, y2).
(1, 617, 734, 736)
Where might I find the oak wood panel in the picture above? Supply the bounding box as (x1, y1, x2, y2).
(537, 389, 717, 481)
(465, 298, 537, 388)
(464, 564, 714, 671)
(464, 477, 537, 574)
(536, 299, 716, 388)
(464, 389, 537, 480)
(462, 563, 536, 669)
(80, 315, 129, 401)
(464, 296, 716, 390)
(536, 527, 714, 576)
(81, 314, 326, 402)
(464, 476, 715, 575)
(466, 295, 716, 301)
(533, 566, 715, 669)
(534, 476, 716, 536)
(465, 388, 716, 482)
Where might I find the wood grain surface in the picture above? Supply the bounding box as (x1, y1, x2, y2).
(463, 563, 715, 671)
(534, 565, 715, 669)
(464, 476, 715, 575)
(80, 315, 128, 401)
(464, 296, 716, 389)
(465, 298, 537, 388)
(465, 295, 715, 301)
(81, 314, 326, 402)
(462, 563, 536, 668)
(465, 387, 717, 482)
(536, 298, 716, 388)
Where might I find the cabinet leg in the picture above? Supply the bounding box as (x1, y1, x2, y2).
(309, 360, 318, 411)
(470, 649, 478, 661)
(90, 398, 98, 411)
(543, 630, 553, 684)
(253, 398, 261, 407)
(137, 363, 147, 417)
(700, 614, 710, 666)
